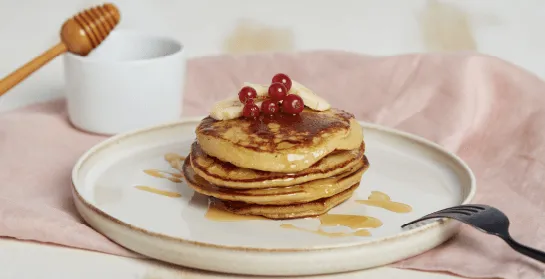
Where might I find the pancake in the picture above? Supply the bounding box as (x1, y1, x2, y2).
(183, 156, 369, 205)
(209, 183, 360, 219)
(195, 108, 363, 173)
(189, 140, 365, 189)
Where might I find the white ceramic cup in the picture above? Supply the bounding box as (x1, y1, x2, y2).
(63, 29, 186, 135)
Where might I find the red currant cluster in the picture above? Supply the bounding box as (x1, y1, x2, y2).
(238, 73, 305, 118)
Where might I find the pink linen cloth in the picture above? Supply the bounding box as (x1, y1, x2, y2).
(1, 50, 544, 279)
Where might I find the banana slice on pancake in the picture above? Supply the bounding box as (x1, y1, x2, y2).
(209, 96, 264, 121)
(209, 81, 331, 121)
(289, 80, 331, 111)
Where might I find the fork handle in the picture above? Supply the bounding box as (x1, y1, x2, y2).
(504, 236, 545, 263)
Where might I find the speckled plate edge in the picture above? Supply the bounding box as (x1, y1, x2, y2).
(71, 117, 476, 276)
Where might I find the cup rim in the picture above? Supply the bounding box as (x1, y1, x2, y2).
(64, 29, 184, 64)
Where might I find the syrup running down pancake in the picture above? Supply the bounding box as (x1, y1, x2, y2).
(209, 184, 361, 220)
(189, 141, 365, 189)
(183, 156, 369, 205)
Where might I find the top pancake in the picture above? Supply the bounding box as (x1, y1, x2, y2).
(195, 108, 363, 173)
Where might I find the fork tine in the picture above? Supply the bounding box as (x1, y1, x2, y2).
(401, 211, 465, 228)
(401, 204, 488, 228)
(439, 209, 474, 216)
(401, 204, 489, 228)
(456, 204, 488, 211)
(436, 206, 479, 214)
(439, 204, 486, 212)
(420, 205, 484, 218)
(412, 206, 471, 220)
(401, 211, 450, 227)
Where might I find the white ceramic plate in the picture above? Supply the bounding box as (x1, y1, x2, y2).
(72, 118, 476, 276)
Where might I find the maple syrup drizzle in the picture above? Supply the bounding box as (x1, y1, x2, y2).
(134, 185, 181, 197)
(164, 153, 185, 169)
(142, 153, 186, 183)
(279, 213, 382, 238)
(356, 191, 412, 213)
(318, 214, 382, 230)
(205, 204, 266, 222)
(143, 169, 183, 183)
(280, 224, 371, 237)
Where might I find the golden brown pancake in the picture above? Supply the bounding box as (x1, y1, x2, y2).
(195, 108, 363, 173)
(210, 183, 360, 220)
(189, 141, 365, 189)
(183, 156, 369, 205)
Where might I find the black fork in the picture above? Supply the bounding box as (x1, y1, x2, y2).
(401, 204, 545, 263)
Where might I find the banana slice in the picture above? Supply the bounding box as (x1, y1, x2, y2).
(289, 80, 331, 111)
(209, 80, 330, 120)
(209, 96, 264, 121)
(209, 96, 243, 120)
(243, 82, 268, 95)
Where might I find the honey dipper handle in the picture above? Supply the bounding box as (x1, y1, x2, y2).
(0, 42, 67, 97)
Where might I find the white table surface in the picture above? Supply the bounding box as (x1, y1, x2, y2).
(0, 237, 461, 279)
(0, 0, 506, 278)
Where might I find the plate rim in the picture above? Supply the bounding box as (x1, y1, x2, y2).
(71, 117, 477, 253)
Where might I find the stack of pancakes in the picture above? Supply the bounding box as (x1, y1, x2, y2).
(182, 108, 369, 219)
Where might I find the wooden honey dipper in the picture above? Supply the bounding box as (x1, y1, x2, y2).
(0, 3, 121, 96)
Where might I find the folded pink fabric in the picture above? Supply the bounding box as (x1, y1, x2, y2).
(1, 50, 544, 278)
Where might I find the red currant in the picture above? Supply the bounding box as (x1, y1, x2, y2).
(238, 86, 257, 104)
(268, 82, 287, 101)
(281, 94, 304, 114)
(261, 99, 279, 115)
(272, 73, 292, 91)
(242, 102, 260, 118)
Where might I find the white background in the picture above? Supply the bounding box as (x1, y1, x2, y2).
(0, 0, 536, 278)
(2, 0, 545, 112)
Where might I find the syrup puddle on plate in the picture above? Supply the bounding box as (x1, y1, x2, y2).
(318, 214, 382, 230)
(136, 153, 186, 197)
(134, 185, 181, 198)
(205, 205, 267, 222)
(280, 214, 382, 238)
(164, 153, 185, 169)
(143, 169, 183, 183)
(142, 153, 186, 183)
(356, 191, 412, 213)
(203, 206, 384, 238)
(200, 192, 412, 238)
